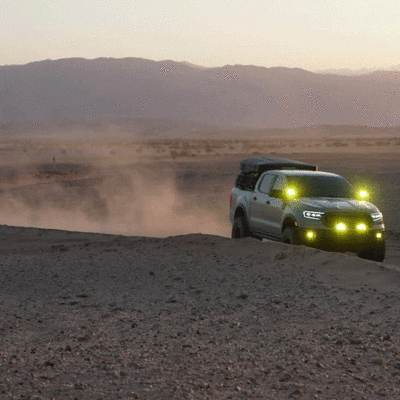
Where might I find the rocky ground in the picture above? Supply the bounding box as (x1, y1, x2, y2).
(1, 226, 400, 399)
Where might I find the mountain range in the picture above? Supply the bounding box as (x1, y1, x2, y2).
(1, 57, 400, 128)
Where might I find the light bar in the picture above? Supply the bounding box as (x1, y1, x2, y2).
(336, 222, 347, 231)
(356, 223, 367, 231)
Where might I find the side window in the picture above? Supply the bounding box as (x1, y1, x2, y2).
(258, 174, 275, 194)
(270, 175, 287, 198)
(271, 175, 286, 191)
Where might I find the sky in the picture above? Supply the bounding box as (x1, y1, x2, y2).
(1, 0, 400, 71)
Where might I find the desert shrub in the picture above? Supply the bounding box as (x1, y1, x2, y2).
(170, 150, 179, 159)
(205, 142, 213, 153)
(327, 140, 349, 147)
(170, 150, 191, 159)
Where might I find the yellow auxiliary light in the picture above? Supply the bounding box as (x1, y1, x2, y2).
(358, 189, 369, 200)
(356, 223, 367, 231)
(376, 232, 383, 239)
(306, 231, 315, 240)
(336, 222, 347, 232)
(286, 188, 296, 197)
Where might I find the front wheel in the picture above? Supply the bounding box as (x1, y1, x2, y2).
(282, 226, 301, 245)
(231, 216, 250, 239)
(358, 242, 385, 262)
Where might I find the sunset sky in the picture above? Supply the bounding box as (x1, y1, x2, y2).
(2, 0, 400, 71)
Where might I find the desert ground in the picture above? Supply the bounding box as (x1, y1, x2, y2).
(1, 126, 400, 398)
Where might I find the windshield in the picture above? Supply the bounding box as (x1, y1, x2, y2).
(287, 175, 353, 198)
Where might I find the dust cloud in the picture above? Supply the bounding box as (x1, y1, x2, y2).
(0, 160, 231, 238)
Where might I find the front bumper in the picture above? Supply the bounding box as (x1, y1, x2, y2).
(297, 227, 385, 252)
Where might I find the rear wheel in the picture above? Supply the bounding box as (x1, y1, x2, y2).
(282, 226, 301, 245)
(231, 216, 250, 239)
(358, 242, 385, 262)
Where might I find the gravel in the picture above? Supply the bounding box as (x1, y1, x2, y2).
(1, 226, 400, 399)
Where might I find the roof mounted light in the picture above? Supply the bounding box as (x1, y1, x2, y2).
(358, 189, 369, 200)
(286, 188, 296, 197)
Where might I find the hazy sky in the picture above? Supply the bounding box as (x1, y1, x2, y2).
(2, 0, 400, 71)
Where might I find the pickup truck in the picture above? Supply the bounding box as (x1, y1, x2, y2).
(230, 157, 386, 262)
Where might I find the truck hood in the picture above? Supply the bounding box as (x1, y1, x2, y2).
(295, 198, 379, 213)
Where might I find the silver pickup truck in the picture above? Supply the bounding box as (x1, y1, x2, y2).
(230, 157, 386, 262)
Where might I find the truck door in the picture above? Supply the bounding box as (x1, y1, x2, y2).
(248, 173, 276, 234)
(264, 175, 287, 237)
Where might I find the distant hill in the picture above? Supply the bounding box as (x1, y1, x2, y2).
(317, 64, 400, 75)
(1, 57, 400, 128)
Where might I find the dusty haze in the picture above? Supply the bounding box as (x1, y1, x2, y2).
(1, 124, 400, 243)
(0, 140, 230, 238)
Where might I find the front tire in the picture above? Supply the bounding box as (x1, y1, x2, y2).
(282, 226, 301, 245)
(231, 216, 250, 239)
(358, 242, 385, 262)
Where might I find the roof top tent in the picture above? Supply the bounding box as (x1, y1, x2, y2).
(239, 157, 317, 174)
(236, 157, 318, 191)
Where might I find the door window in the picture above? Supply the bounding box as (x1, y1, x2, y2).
(271, 175, 286, 190)
(270, 175, 287, 198)
(258, 174, 275, 194)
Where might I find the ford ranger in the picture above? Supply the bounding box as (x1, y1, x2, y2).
(230, 157, 385, 262)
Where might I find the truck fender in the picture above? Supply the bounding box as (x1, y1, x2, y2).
(233, 205, 249, 224)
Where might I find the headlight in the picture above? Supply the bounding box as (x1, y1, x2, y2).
(303, 211, 325, 220)
(371, 212, 383, 222)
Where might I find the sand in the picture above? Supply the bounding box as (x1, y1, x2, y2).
(1, 128, 400, 398)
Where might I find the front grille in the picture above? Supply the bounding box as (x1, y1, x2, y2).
(322, 212, 373, 229)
